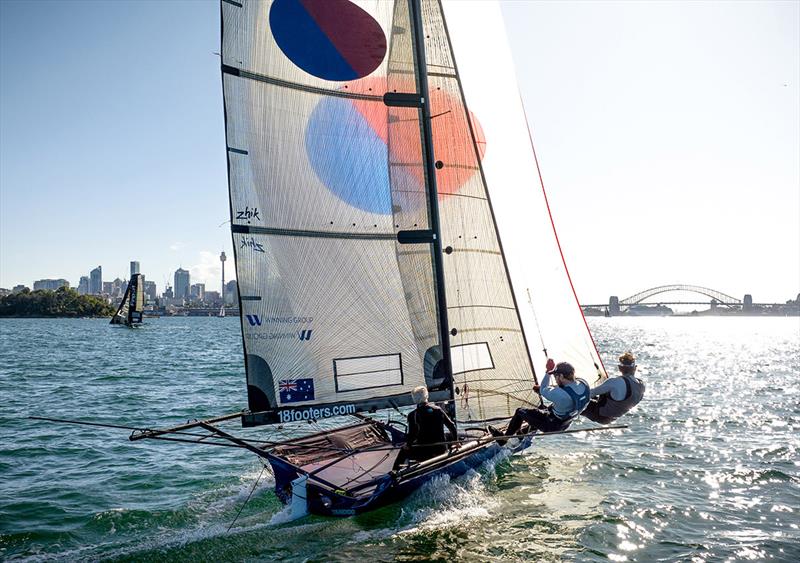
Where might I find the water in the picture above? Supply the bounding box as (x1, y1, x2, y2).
(1, 317, 798, 561)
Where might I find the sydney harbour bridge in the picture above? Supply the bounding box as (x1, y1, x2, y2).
(580, 284, 795, 316)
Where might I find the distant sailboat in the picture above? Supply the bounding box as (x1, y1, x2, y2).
(219, 305, 225, 318)
(122, 0, 610, 517)
(110, 274, 144, 328)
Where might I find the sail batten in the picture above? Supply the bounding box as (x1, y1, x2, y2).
(222, 64, 386, 101)
(232, 225, 397, 241)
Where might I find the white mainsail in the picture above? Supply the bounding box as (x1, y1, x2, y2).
(221, 0, 604, 426)
(222, 0, 444, 422)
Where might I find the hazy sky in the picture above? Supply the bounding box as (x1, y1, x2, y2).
(1, 0, 798, 303)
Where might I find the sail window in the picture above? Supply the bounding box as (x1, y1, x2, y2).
(451, 343, 494, 374)
(334, 354, 403, 392)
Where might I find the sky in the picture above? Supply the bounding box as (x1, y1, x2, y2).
(1, 0, 798, 304)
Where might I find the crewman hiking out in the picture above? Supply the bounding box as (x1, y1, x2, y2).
(491, 359, 590, 444)
(582, 351, 645, 424)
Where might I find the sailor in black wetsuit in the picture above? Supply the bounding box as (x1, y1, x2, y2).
(393, 386, 458, 469)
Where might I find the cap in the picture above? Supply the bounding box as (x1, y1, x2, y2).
(553, 362, 575, 376)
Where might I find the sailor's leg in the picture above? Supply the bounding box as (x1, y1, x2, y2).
(392, 447, 409, 470)
(581, 398, 602, 422)
(504, 408, 533, 436)
(515, 408, 558, 433)
(580, 398, 616, 424)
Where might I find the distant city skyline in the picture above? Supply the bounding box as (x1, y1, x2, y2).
(16, 261, 234, 294)
(2, 255, 235, 299)
(1, 1, 797, 304)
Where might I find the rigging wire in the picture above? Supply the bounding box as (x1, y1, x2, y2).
(518, 93, 608, 380)
(227, 462, 270, 533)
(526, 287, 548, 357)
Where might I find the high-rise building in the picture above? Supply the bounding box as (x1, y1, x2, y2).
(174, 268, 190, 301)
(130, 261, 140, 277)
(225, 279, 238, 305)
(144, 280, 157, 301)
(190, 283, 205, 301)
(33, 279, 70, 291)
(89, 266, 102, 295)
(164, 285, 174, 299)
(77, 276, 89, 295)
(112, 278, 125, 298)
(102, 281, 113, 295)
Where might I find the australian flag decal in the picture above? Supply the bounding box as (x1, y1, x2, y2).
(279, 378, 315, 404)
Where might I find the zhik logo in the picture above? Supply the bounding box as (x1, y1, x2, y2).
(246, 314, 262, 326)
(298, 329, 313, 341)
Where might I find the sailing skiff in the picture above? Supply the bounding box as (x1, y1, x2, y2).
(28, 0, 615, 519)
(128, 0, 611, 517)
(109, 273, 144, 328)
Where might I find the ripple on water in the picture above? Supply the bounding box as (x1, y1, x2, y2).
(1, 317, 799, 561)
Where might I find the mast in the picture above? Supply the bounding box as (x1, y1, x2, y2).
(220, 251, 226, 314)
(408, 0, 456, 421)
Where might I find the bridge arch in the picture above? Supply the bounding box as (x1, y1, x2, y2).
(620, 284, 741, 305)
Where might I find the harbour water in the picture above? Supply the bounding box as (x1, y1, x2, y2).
(1, 317, 798, 561)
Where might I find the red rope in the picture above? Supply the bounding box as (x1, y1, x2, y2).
(518, 94, 607, 378)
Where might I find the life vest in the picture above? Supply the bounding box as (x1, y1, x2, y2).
(554, 378, 591, 420)
(595, 375, 645, 420)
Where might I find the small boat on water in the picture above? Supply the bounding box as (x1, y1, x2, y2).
(125, 0, 610, 517)
(109, 274, 144, 328)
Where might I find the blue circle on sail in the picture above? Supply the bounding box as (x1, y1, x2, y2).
(305, 96, 393, 214)
(270, 0, 387, 81)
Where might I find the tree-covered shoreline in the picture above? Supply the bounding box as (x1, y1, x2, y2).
(0, 287, 114, 318)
